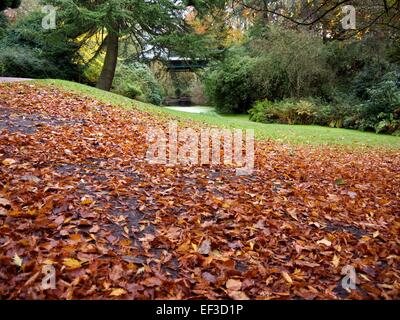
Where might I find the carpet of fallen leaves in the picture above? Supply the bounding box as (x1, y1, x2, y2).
(0, 83, 399, 300)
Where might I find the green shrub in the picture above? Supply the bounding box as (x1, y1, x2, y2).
(204, 49, 259, 113)
(248, 99, 272, 123)
(374, 113, 400, 134)
(0, 11, 81, 80)
(291, 100, 317, 125)
(251, 25, 333, 101)
(203, 25, 333, 113)
(249, 98, 318, 125)
(0, 13, 7, 37)
(112, 62, 163, 105)
(344, 71, 400, 133)
(361, 72, 400, 117)
(123, 83, 143, 99)
(314, 102, 354, 128)
(352, 61, 395, 100)
(0, 45, 60, 78)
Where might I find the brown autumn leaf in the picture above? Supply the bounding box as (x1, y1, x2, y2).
(141, 277, 162, 287)
(109, 288, 127, 297)
(2, 158, 17, 166)
(0, 198, 11, 208)
(202, 272, 217, 283)
(281, 271, 293, 285)
(198, 239, 211, 255)
(109, 264, 124, 282)
(89, 225, 100, 233)
(287, 208, 298, 221)
(226, 279, 242, 291)
(317, 238, 332, 247)
(228, 291, 250, 300)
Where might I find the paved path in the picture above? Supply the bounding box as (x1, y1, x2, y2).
(0, 77, 32, 83)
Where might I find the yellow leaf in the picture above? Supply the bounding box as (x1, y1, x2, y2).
(81, 195, 94, 205)
(373, 231, 380, 238)
(317, 238, 332, 247)
(103, 282, 111, 290)
(281, 271, 293, 285)
(222, 202, 230, 209)
(69, 234, 82, 242)
(110, 288, 127, 297)
(13, 254, 23, 267)
(177, 241, 191, 253)
(2, 158, 17, 166)
(360, 274, 370, 282)
(136, 267, 145, 275)
(27, 209, 38, 216)
(8, 210, 21, 217)
(332, 255, 340, 268)
(63, 258, 82, 270)
(249, 242, 255, 250)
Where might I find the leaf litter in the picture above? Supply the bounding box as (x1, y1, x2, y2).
(0, 83, 399, 300)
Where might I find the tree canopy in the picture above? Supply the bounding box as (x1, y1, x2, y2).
(0, 0, 21, 11)
(45, 0, 223, 90)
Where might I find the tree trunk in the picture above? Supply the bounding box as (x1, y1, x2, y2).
(96, 31, 119, 91)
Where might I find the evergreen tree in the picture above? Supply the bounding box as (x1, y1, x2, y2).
(49, 0, 222, 91)
(0, 0, 21, 11)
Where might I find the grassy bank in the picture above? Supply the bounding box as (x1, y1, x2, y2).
(33, 79, 400, 149)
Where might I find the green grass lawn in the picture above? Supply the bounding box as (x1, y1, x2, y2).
(34, 79, 400, 149)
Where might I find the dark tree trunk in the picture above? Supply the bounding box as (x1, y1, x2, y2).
(96, 31, 119, 91)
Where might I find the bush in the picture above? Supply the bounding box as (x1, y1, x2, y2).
(346, 71, 400, 133)
(361, 72, 400, 117)
(204, 49, 259, 113)
(314, 104, 349, 128)
(249, 70, 400, 135)
(0, 45, 60, 78)
(352, 61, 394, 100)
(248, 99, 272, 122)
(290, 100, 317, 125)
(249, 99, 318, 125)
(0, 13, 7, 37)
(112, 62, 163, 105)
(374, 113, 400, 134)
(250, 25, 333, 101)
(203, 25, 333, 113)
(0, 11, 81, 79)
